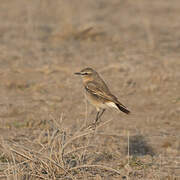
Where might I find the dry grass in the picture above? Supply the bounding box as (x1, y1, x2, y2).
(0, 0, 180, 179)
(0, 115, 178, 179)
(0, 117, 126, 179)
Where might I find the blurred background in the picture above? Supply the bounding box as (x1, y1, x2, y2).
(0, 0, 179, 179)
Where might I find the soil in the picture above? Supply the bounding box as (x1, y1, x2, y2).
(0, 0, 179, 179)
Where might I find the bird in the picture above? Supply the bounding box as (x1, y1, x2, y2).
(75, 67, 130, 124)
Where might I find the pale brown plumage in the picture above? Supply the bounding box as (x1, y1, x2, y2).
(75, 67, 130, 123)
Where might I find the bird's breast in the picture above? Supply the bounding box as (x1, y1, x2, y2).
(85, 91, 111, 109)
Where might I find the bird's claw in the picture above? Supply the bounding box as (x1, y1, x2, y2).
(87, 121, 101, 130)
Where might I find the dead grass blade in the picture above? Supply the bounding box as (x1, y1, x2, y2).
(10, 148, 33, 161)
(69, 164, 122, 175)
(27, 174, 49, 180)
(44, 157, 77, 180)
(60, 131, 93, 166)
(64, 145, 96, 156)
(61, 118, 115, 160)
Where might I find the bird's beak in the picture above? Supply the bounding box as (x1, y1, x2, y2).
(74, 72, 82, 75)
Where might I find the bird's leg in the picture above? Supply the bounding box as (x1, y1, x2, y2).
(87, 109, 106, 130)
(95, 111, 100, 124)
(94, 109, 106, 124)
(98, 109, 106, 120)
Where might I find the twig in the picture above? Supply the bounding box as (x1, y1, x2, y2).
(96, 118, 114, 130)
(128, 131, 130, 166)
(78, 93, 88, 132)
(60, 130, 94, 169)
(27, 173, 49, 180)
(61, 118, 114, 158)
(70, 164, 122, 175)
(61, 131, 93, 155)
(45, 157, 77, 180)
(10, 148, 33, 161)
(9, 147, 76, 180)
(64, 145, 96, 156)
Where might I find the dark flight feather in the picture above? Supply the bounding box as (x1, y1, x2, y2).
(116, 103, 130, 114)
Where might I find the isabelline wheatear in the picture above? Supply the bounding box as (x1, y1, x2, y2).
(75, 67, 130, 124)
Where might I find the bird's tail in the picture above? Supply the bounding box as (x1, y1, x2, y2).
(116, 103, 130, 114)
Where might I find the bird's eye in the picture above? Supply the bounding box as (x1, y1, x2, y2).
(82, 72, 88, 75)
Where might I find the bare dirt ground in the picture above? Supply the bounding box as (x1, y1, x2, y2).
(0, 0, 180, 179)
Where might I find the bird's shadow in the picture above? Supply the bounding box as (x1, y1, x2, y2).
(126, 135, 155, 156)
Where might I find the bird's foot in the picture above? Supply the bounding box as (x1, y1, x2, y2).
(87, 121, 101, 130)
(87, 122, 96, 130)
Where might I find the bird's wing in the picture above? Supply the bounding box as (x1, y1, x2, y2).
(85, 82, 129, 110)
(85, 82, 117, 102)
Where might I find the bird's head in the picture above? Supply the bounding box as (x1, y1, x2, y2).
(75, 67, 97, 82)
